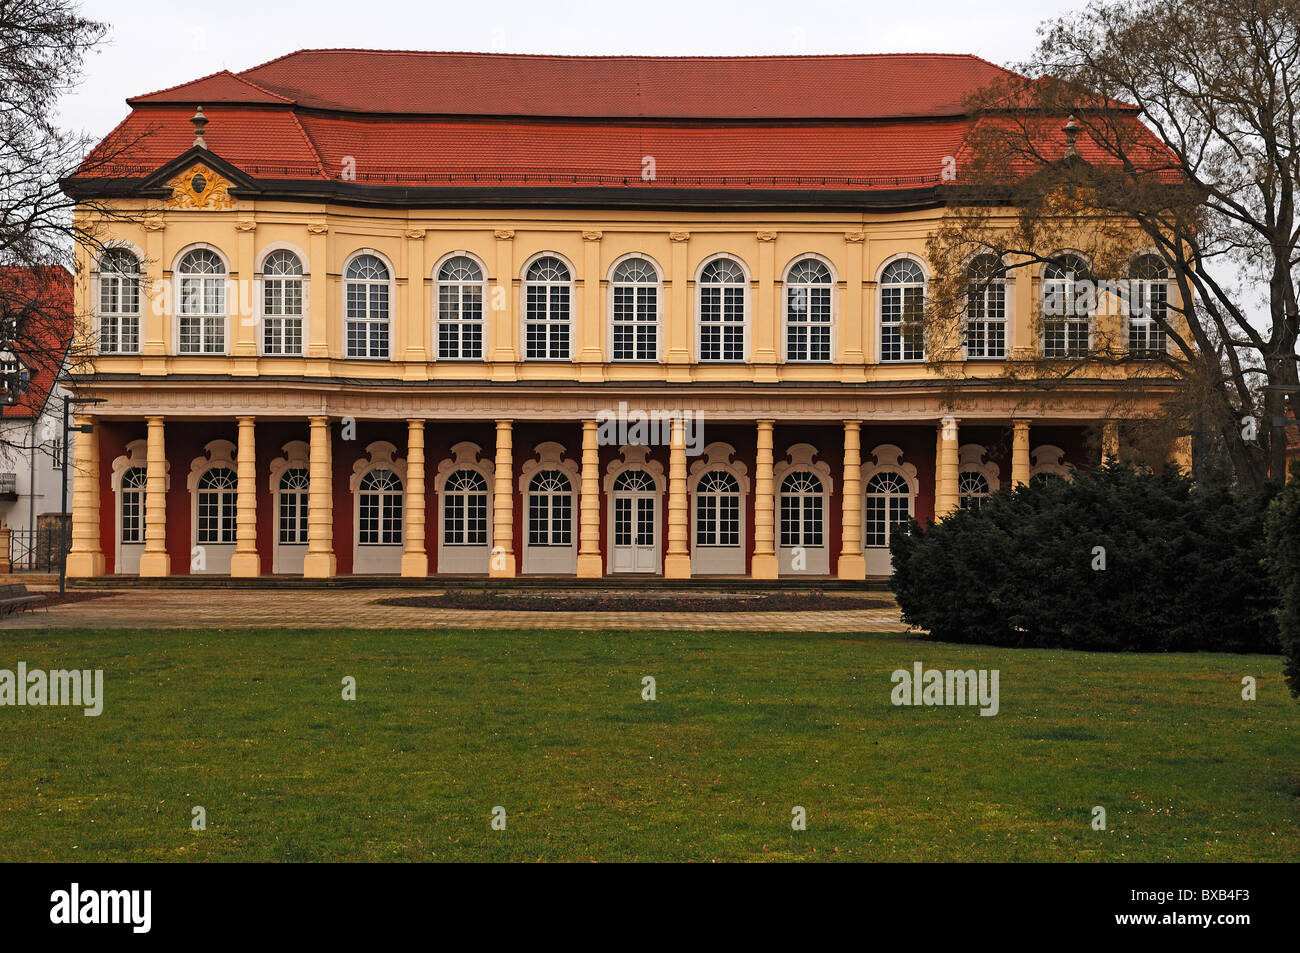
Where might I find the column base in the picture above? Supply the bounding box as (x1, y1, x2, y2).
(138, 551, 171, 577)
(576, 553, 604, 578)
(489, 553, 517, 578)
(400, 552, 429, 578)
(303, 552, 337, 579)
(836, 552, 867, 581)
(230, 552, 261, 577)
(664, 552, 691, 579)
(751, 552, 779, 580)
(66, 552, 106, 578)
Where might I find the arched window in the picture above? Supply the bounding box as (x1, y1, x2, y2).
(527, 470, 572, 545)
(779, 471, 824, 547)
(195, 466, 237, 545)
(278, 468, 309, 544)
(443, 469, 489, 545)
(695, 470, 740, 547)
(437, 256, 485, 360)
(880, 259, 925, 362)
(1042, 254, 1093, 357)
(262, 250, 304, 356)
(98, 249, 141, 355)
(785, 258, 832, 362)
(611, 258, 659, 362)
(119, 466, 146, 543)
(358, 468, 403, 545)
(1129, 255, 1169, 357)
(958, 471, 992, 509)
(345, 254, 391, 359)
(177, 248, 226, 354)
(865, 471, 911, 548)
(524, 256, 571, 360)
(698, 257, 746, 362)
(965, 254, 1006, 359)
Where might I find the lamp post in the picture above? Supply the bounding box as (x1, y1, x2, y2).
(59, 395, 105, 597)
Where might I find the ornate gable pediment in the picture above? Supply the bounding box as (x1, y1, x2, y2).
(165, 163, 235, 210)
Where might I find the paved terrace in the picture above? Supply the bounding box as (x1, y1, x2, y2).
(0, 586, 907, 632)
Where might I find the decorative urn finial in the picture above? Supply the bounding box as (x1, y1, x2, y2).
(1063, 114, 1080, 159)
(191, 106, 209, 149)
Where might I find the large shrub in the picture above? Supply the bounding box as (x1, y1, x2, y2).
(1264, 468, 1300, 694)
(890, 464, 1279, 652)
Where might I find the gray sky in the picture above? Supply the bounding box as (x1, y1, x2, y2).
(60, 0, 1076, 138)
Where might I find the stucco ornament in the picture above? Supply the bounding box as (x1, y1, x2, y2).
(166, 164, 234, 210)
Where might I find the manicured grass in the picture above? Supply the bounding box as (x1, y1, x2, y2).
(0, 626, 1295, 861)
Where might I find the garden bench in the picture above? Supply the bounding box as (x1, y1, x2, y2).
(0, 583, 45, 615)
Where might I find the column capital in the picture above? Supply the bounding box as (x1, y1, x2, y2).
(842, 419, 863, 429)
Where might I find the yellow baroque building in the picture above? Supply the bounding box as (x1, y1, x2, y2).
(61, 50, 1182, 581)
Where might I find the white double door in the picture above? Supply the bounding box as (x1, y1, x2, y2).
(611, 490, 658, 573)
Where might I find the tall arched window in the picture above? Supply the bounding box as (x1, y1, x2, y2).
(695, 470, 740, 547)
(345, 254, 391, 359)
(880, 259, 925, 362)
(278, 468, 309, 544)
(443, 469, 489, 545)
(358, 468, 403, 545)
(965, 254, 1006, 359)
(1042, 255, 1093, 357)
(527, 470, 573, 545)
(177, 248, 226, 354)
(698, 257, 746, 362)
(97, 249, 141, 355)
(1129, 255, 1169, 357)
(524, 256, 571, 360)
(611, 257, 659, 361)
(262, 250, 304, 355)
(785, 258, 832, 362)
(437, 256, 485, 360)
(958, 471, 992, 509)
(120, 466, 146, 542)
(779, 472, 825, 547)
(865, 471, 911, 548)
(196, 466, 237, 545)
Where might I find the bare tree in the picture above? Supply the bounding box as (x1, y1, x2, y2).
(0, 0, 150, 436)
(924, 0, 1300, 488)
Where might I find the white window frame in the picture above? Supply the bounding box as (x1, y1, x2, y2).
(110, 438, 160, 574)
(695, 254, 750, 363)
(521, 252, 575, 362)
(782, 254, 836, 363)
(258, 244, 308, 357)
(860, 444, 919, 576)
(435, 441, 495, 574)
(772, 444, 832, 575)
(1041, 252, 1094, 358)
(187, 439, 239, 574)
(1127, 252, 1172, 358)
(518, 441, 579, 574)
(350, 441, 407, 573)
(434, 251, 489, 361)
(957, 444, 1002, 509)
(268, 440, 311, 574)
(687, 442, 749, 576)
(603, 445, 665, 574)
(877, 254, 927, 363)
(173, 244, 230, 356)
(94, 244, 143, 355)
(963, 253, 1009, 360)
(607, 253, 663, 363)
(342, 249, 395, 360)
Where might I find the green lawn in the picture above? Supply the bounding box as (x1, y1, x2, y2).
(0, 626, 1296, 861)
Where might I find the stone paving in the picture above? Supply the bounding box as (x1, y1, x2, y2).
(0, 587, 907, 633)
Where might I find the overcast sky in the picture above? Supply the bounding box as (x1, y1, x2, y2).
(60, 0, 1079, 138)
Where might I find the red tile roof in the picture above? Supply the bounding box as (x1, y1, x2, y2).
(0, 265, 73, 419)
(73, 50, 1170, 194)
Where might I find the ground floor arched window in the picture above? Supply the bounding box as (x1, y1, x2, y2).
(958, 470, 991, 509)
(774, 444, 832, 574)
(688, 442, 748, 576)
(358, 468, 403, 545)
(610, 468, 658, 573)
(278, 468, 309, 543)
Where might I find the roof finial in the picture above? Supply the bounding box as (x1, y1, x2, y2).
(191, 105, 208, 149)
(1063, 114, 1080, 159)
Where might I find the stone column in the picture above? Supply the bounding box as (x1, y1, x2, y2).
(1102, 420, 1120, 462)
(138, 415, 170, 577)
(935, 416, 960, 519)
(837, 419, 866, 580)
(303, 415, 336, 578)
(490, 419, 517, 577)
(664, 416, 691, 579)
(576, 419, 603, 578)
(401, 418, 428, 577)
(66, 413, 105, 577)
(230, 415, 260, 577)
(1012, 420, 1032, 487)
(752, 419, 778, 579)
